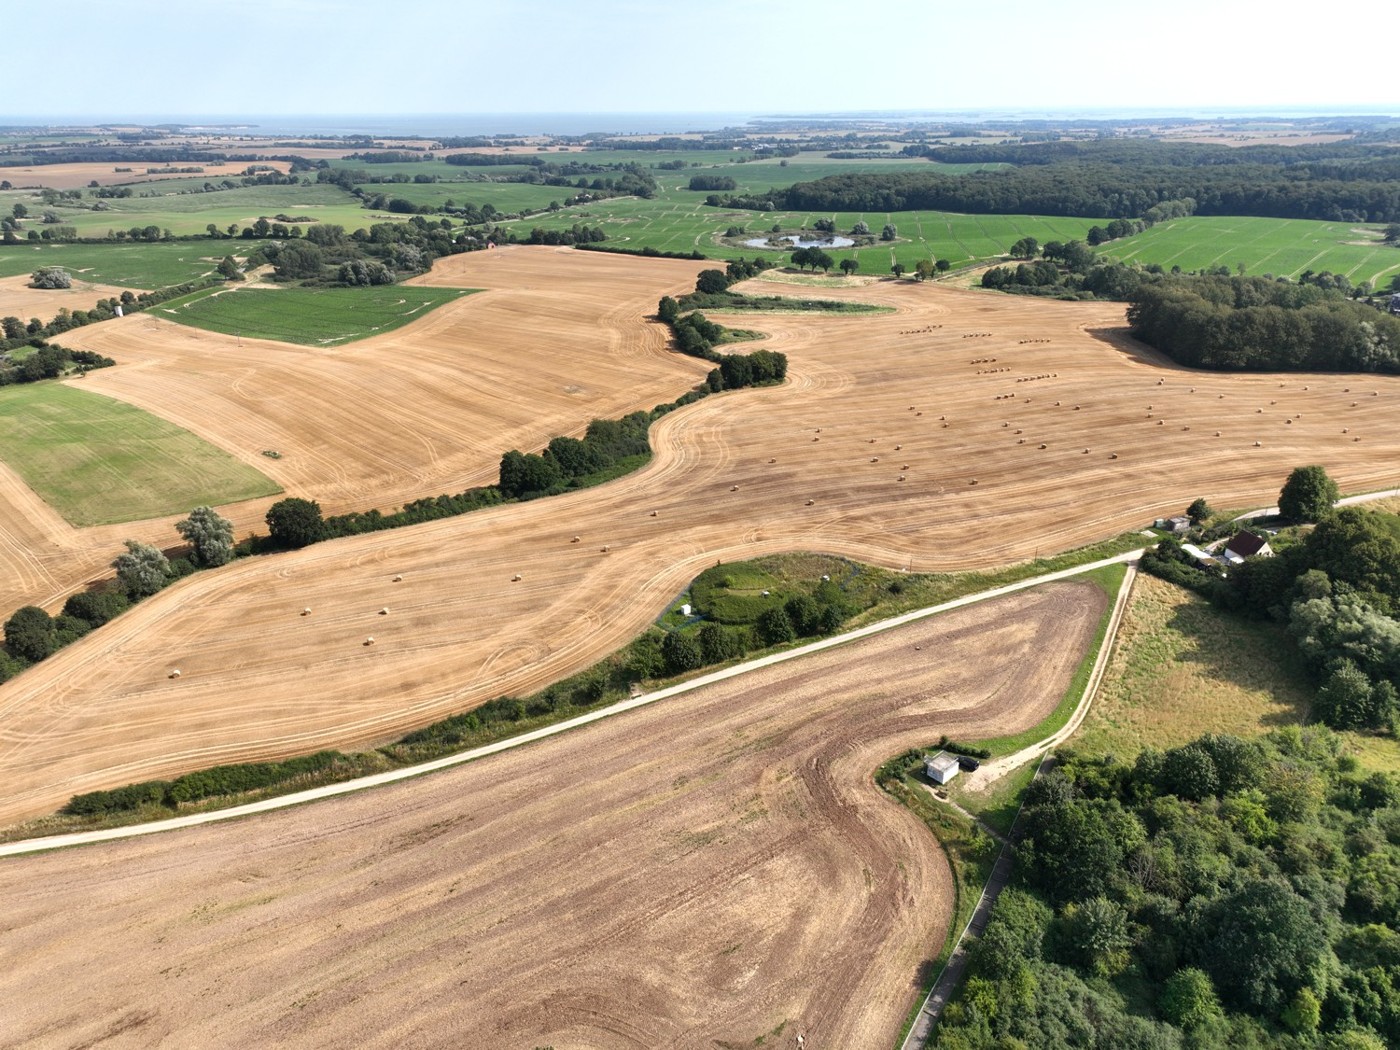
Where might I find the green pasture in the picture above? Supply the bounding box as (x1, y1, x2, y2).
(153, 284, 476, 346)
(0, 241, 224, 289)
(12, 183, 387, 238)
(0, 382, 279, 526)
(1099, 216, 1400, 288)
(501, 197, 1100, 271)
(371, 180, 573, 214)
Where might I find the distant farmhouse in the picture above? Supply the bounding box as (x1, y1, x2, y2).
(1154, 516, 1192, 535)
(1221, 530, 1274, 567)
(1390, 292, 1400, 315)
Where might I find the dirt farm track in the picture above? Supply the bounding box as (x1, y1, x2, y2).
(0, 581, 1104, 1050)
(0, 248, 1398, 824)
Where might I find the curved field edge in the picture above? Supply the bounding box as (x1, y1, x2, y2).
(0, 583, 1104, 1049)
(0, 381, 280, 526)
(886, 563, 1130, 1048)
(148, 283, 479, 347)
(0, 541, 1141, 846)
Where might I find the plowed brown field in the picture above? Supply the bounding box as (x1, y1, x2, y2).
(0, 582, 1104, 1050)
(0, 247, 1397, 823)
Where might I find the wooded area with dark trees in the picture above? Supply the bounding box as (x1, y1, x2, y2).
(1127, 274, 1400, 374)
(715, 140, 1400, 222)
(931, 727, 1400, 1048)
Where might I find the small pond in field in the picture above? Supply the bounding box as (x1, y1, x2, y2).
(743, 234, 855, 250)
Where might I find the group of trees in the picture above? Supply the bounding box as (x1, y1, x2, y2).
(932, 727, 1400, 1048)
(982, 237, 1146, 301)
(1128, 273, 1400, 374)
(1, 506, 233, 682)
(0, 340, 114, 386)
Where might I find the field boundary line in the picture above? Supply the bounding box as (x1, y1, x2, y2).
(0, 551, 1142, 858)
(898, 558, 1139, 1050)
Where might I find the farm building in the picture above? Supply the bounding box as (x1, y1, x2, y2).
(925, 751, 961, 785)
(1389, 292, 1400, 315)
(1220, 530, 1273, 566)
(1154, 516, 1192, 534)
(1180, 542, 1217, 567)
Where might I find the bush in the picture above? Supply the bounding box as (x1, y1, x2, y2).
(112, 540, 171, 598)
(29, 266, 71, 289)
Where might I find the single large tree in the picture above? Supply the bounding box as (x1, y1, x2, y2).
(265, 497, 325, 549)
(176, 506, 235, 567)
(1278, 465, 1340, 522)
(113, 540, 171, 597)
(4, 605, 57, 662)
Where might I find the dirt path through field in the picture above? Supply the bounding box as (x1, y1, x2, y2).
(0, 581, 1104, 1050)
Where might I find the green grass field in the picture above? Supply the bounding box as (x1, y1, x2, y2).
(0, 241, 223, 289)
(0, 382, 279, 526)
(503, 195, 1100, 271)
(153, 284, 476, 346)
(1099, 216, 1400, 288)
(366, 180, 575, 213)
(15, 183, 390, 239)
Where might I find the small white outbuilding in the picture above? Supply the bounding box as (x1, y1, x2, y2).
(925, 751, 961, 785)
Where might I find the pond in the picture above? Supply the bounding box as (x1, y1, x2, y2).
(743, 234, 855, 250)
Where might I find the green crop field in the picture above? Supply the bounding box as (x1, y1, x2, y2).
(501, 195, 1100, 271)
(0, 382, 280, 526)
(14, 183, 392, 239)
(0, 241, 224, 289)
(1098, 216, 1400, 288)
(369, 180, 574, 214)
(153, 284, 476, 346)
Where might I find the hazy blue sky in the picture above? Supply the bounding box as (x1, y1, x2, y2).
(9, 0, 1396, 120)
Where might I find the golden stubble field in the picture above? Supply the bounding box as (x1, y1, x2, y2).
(0, 581, 1104, 1050)
(0, 247, 1398, 824)
(0, 248, 712, 616)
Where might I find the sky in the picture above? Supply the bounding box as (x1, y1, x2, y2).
(7, 0, 1397, 123)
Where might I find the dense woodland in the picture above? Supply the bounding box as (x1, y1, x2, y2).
(932, 728, 1400, 1049)
(1127, 275, 1400, 374)
(715, 141, 1400, 222)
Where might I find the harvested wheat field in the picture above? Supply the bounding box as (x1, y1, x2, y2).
(1, 249, 1398, 822)
(0, 581, 1103, 1050)
(2, 159, 293, 190)
(0, 247, 711, 616)
(0, 273, 135, 321)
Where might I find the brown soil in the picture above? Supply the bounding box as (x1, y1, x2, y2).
(0, 160, 291, 190)
(0, 249, 1397, 823)
(0, 581, 1104, 1050)
(0, 273, 140, 321)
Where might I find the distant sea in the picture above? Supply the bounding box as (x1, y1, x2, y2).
(2, 108, 1396, 139)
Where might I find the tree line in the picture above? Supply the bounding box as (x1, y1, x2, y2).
(710, 152, 1400, 223)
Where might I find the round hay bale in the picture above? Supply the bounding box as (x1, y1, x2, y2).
(379, 607, 389, 615)
(301, 607, 311, 616)
(730, 484, 739, 491)
(392, 575, 403, 583)
(805, 499, 815, 506)
(571, 535, 580, 543)
(650, 510, 658, 517)
(512, 574, 522, 582)
(168, 669, 181, 679)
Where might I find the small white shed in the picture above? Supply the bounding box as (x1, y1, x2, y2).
(925, 751, 960, 785)
(680, 603, 692, 616)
